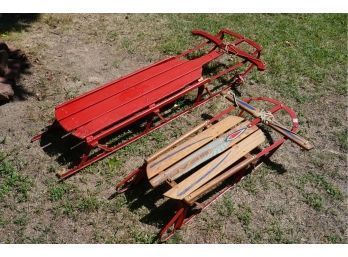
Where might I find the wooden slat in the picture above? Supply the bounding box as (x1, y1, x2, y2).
(149, 121, 256, 187)
(184, 154, 258, 204)
(163, 129, 265, 200)
(72, 69, 202, 138)
(146, 115, 244, 179)
(146, 120, 210, 163)
(55, 58, 185, 121)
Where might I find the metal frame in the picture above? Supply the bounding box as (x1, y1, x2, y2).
(32, 29, 265, 180)
(115, 97, 300, 241)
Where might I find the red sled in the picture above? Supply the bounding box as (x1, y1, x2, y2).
(31, 28, 265, 180)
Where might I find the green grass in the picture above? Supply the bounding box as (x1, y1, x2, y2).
(150, 131, 167, 145)
(267, 222, 292, 243)
(0, 215, 6, 228)
(325, 234, 343, 243)
(304, 193, 323, 211)
(77, 196, 101, 212)
(56, 200, 76, 218)
(107, 157, 123, 170)
(48, 182, 73, 201)
(107, 31, 118, 42)
(237, 204, 252, 227)
(131, 230, 156, 243)
(151, 14, 347, 103)
(241, 176, 258, 195)
(217, 195, 235, 217)
(13, 214, 28, 227)
(300, 172, 344, 201)
(268, 205, 285, 216)
(335, 129, 348, 152)
(0, 152, 32, 202)
(167, 232, 183, 244)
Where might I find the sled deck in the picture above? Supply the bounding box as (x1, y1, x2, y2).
(31, 28, 265, 180)
(115, 94, 313, 241)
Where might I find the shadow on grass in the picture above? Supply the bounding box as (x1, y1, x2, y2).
(0, 44, 33, 105)
(0, 14, 38, 105)
(0, 14, 40, 34)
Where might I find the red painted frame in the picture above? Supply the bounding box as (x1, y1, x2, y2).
(32, 28, 265, 180)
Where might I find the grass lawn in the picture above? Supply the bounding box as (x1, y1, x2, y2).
(0, 14, 347, 243)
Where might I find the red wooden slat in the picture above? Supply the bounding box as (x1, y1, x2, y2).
(58, 51, 220, 135)
(74, 68, 203, 139)
(59, 60, 198, 132)
(56, 58, 185, 121)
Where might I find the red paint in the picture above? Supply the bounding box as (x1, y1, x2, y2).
(32, 28, 265, 179)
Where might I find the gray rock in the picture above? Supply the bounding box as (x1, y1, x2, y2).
(0, 82, 14, 101)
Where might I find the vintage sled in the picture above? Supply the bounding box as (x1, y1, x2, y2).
(31, 28, 265, 180)
(115, 92, 313, 241)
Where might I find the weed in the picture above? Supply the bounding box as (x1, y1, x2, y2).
(268, 205, 285, 216)
(242, 176, 258, 195)
(237, 205, 252, 227)
(13, 214, 28, 227)
(0, 216, 5, 228)
(59, 200, 76, 218)
(300, 172, 343, 201)
(250, 231, 262, 243)
(335, 129, 348, 152)
(304, 193, 323, 211)
(167, 232, 183, 244)
(325, 234, 343, 243)
(108, 31, 118, 42)
(77, 196, 101, 213)
(48, 183, 71, 201)
(112, 60, 120, 68)
(107, 157, 123, 171)
(217, 195, 235, 217)
(121, 38, 135, 54)
(150, 131, 167, 147)
(0, 152, 32, 202)
(131, 230, 156, 243)
(267, 222, 292, 243)
(108, 195, 127, 213)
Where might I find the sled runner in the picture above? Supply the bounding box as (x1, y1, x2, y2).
(31, 28, 265, 180)
(115, 92, 313, 241)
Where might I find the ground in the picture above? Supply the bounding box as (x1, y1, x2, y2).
(0, 14, 347, 243)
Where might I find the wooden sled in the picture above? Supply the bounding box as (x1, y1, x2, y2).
(31, 28, 265, 180)
(115, 93, 313, 241)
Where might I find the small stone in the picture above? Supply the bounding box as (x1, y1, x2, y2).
(88, 76, 101, 84)
(35, 92, 42, 101)
(0, 82, 14, 101)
